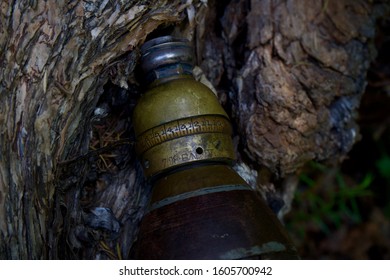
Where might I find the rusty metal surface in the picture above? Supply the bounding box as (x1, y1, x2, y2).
(133, 188, 298, 259)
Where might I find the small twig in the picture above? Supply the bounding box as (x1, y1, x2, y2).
(99, 154, 110, 170)
(116, 242, 123, 260)
(57, 139, 134, 167)
(99, 240, 118, 260)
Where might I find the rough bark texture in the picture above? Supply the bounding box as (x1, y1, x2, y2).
(0, 0, 187, 259)
(0, 0, 388, 259)
(199, 0, 385, 176)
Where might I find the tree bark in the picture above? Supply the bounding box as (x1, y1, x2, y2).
(0, 0, 187, 259)
(0, 0, 388, 259)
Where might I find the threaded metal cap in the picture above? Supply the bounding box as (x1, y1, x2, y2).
(140, 36, 194, 83)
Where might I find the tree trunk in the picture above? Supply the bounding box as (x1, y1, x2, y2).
(0, 0, 388, 259)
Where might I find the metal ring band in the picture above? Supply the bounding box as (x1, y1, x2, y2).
(139, 132, 235, 177)
(135, 115, 232, 156)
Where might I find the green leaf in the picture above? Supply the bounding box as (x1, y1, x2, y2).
(356, 172, 373, 191)
(376, 155, 390, 180)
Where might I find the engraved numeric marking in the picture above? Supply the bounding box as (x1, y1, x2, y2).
(136, 115, 232, 154)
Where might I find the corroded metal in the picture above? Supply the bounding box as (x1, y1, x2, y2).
(131, 36, 299, 259)
(133, 37, 234, 178)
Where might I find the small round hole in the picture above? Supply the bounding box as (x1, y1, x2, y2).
(196, 147, 203, 155)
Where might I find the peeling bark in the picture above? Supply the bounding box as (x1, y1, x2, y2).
(0, 0, 388, 259)
(200, 0, 388, 177)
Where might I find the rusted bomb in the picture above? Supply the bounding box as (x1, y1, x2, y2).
(131, 36, 299, 259)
